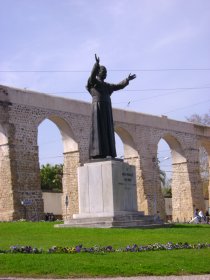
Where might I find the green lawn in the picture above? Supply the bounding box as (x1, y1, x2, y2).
(0, 222, 210, 277)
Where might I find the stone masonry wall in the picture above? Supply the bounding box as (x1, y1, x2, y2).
(62, 151, 80, 219)
(0, 85, 209, 222)
(0, 89, 17, 220)
(0, 144, 14, 220)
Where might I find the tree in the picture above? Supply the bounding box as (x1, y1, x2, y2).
(159, 169, 166, 187)
(186, 110, 210, 126)
(162, 178, 172, 198)
(40, 163, 63, 192)
(158, 166, 172, 198)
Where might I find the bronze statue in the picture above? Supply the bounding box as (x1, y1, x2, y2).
(86, 54, 136, 159)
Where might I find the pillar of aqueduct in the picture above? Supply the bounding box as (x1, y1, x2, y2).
(0, 85, 209, 222)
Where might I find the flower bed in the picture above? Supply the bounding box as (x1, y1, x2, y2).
(0, 242, 209, 254)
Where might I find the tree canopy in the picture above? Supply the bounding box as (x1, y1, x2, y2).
(186, 110, 210, 126)
(40, 163, 63, 192)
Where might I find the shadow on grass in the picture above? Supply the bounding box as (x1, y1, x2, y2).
(116, 223, 210, 230)
(170, 223, 210, 229)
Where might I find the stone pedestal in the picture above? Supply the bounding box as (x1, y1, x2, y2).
(57, 159, 163, 228)
(74, 159, 137, 218)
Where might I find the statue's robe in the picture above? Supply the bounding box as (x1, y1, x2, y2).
(86, 63, 129, 159)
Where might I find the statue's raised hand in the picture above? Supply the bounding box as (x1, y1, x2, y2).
(128, 73, 136, 81)
(95, 54, 100, 64)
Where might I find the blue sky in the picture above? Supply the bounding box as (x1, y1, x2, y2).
(0, 0, 209, 172)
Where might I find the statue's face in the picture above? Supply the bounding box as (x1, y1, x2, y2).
(98, 66, 107, 80)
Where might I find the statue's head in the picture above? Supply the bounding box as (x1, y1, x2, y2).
(98, 65, 107, 80)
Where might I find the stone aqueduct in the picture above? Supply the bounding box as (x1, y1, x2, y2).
(0, 85, 209, 222)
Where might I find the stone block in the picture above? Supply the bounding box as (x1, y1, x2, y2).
(73, 159, 137, 219)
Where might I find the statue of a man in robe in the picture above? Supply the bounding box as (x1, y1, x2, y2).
(86, 54, 136, 159)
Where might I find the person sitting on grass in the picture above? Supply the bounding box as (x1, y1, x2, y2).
(189, 208, 200, 224)
(205, 210, 209, 224)
(198, 210, 205, 223)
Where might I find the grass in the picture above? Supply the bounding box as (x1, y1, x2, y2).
(0, 222, 210, 277)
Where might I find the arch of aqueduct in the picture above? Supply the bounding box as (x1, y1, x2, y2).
(0, 85, 209, 222)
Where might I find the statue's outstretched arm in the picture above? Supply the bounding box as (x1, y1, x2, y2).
(86, 54, 100, 91)
(95, 54, 100, 65)
(90, 54, 100, 78)
(109, 73, 136, 92)
(127, 73, 136, 81)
